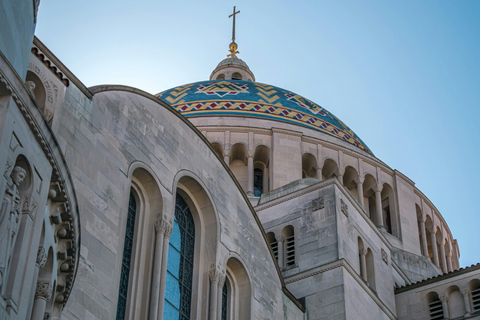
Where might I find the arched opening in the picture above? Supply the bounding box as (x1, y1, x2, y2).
(172, 173, 218, 319)
(266, 232, 278, 261)
(25, 71, 46, 113)
(446, 285, 465, 318)
(116, 166, 163, 320)
(363, 174, 377, 222)
(435, 229, 443, 270)
(416, 204, 425, 255)
(221, 277, 230, 320)
(282, 226, 295, 267)
(302, 153, 318, 179)
(232, 72, 242, 80)
(381, 183, 397, 236)
(468, 279, 480, 312)
(216, 74, 225, 80)
(321, 159, 338, 181)
(425, 216, 434, 263)
(211, 142, 224, 159)
(226, 258, 251, 320)
(426, 291, 444, 320)
(229, 143, 248, 192)
(357, 237, 366, 281)
(366, 248, 375, 290)
(343, 166, 359, 201)
(253, 145, 270, 195)
(164, 193, 195, 319)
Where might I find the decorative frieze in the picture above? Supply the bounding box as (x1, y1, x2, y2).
(340, 199, 348, 217)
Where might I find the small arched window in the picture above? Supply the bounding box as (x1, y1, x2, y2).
(267, 232, 278, 261)
(232, 72, 242, 80)
(216, 74, 225, 80)
(164, 194, 195, 319)
(283, 226, 295, 267)
(469, 279, 480, 312)
(254, 168, 263, 197)
(426, 292, 444, 320)
(116, 192, 137, 320)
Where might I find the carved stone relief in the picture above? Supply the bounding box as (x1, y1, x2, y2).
(311, 197, 324, 211)
(340, 199, 348, 217)
(0, 166, 26, 293)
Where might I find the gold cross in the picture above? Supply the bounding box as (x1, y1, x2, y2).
(228, 6, 240, 58)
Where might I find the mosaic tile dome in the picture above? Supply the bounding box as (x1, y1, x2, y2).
(156, 79, 372, 154)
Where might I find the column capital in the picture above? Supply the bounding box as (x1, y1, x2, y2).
(462, 289, 470, 296)
(359, 248, 367, 256)
(209, 268, 223, 284)
(35, 281, 52, 300)
(218, 274, 226, 288)
(439, 295, 448, 303)
(275, 234, 285, 242)
(373, 184, 383, 193)
(36, 247, 47, 268)
(155, 215, 173, 237)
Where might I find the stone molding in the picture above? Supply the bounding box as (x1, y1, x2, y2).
(36, 247, 47, 268)
(271, 127, 303, 137)
(35, 281, 52, 300)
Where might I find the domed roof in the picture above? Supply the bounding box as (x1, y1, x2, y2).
(156, 79, 372, 154)
(216, 57, 250, 69)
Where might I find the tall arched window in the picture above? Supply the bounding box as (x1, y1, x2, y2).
(116, 192, 137, 320)
(253, 168, 263, 196)
(221, 279, 228, 320)
(164, 194, 195, 319)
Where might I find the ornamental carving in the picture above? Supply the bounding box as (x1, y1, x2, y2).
(35, 281, 52, 300)
(311, 197, 324, 211)
(340, 199, 348, 217)
(209, 268, 222, 284)
(275, 234, 286, 242)
(381, 249, 388, 265)
(154, 217, 171, 235)
(0, 165, 26, 291)
(218, 274, 226, 288)
(36, 247, 47, 268)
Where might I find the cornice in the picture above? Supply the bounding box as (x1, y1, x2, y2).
(32, 36, 93, 99)
(272, 127, 303, 137)
(197, 126, 272, 136)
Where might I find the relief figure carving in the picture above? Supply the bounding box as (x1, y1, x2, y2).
(0, 166, 26, 291)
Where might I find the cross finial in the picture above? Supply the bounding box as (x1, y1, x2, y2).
(228, 6, 240, 58)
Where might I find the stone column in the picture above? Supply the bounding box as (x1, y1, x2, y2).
(216, 275, 226, 320)
(439, 295, 449, 319)
(462, 289, 472, 316)
(156, 223, 173, 320)
(356, 180, 364, 209)
(223, 155, 230, 165)
(276, 235, 285, 269)
(374, 188, 384, 229)
(247, 156, 254, 195)
(431, 232, 439, 267)
(149, 219, 170, 320)
(31, 281, 52, 320)
(316, 168, 322, 180)
(419, 219, 428, 257)
(359, 249, 368, 281)
(209, 268, 222, 320)
(439, 240, 447, 273)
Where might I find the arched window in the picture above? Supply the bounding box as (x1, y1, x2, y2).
(221, 279, 228, 320)
(266, 232, 278, 261)
(232, 72, 242, 80)
(253, 168, 263, 196)
(283, 226, 295, 267)
(426, 292, 444, 320)
(116, 192, 137, 320)
(469, 279, 480, 312)
(164, 194, 195, 319)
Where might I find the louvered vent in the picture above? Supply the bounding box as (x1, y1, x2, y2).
(472, 288, 480, 312)
(286, 235, 295, 266)
(429, 299, 443, 320)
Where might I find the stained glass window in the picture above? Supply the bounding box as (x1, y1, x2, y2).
(116, 192, 137, 320)
(164, 194, 195, 320)
(254, 168, 263, 197)
(221, 280, 228, 320)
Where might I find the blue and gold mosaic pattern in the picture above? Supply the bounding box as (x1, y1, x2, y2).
(156, 80, 372, 154)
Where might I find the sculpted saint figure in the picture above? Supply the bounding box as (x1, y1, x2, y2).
(0, 166, 26, 292)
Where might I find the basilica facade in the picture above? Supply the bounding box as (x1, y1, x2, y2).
(1, 1, 479, 320)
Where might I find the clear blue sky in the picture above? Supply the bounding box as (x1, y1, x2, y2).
(35, 1, 480, 267)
